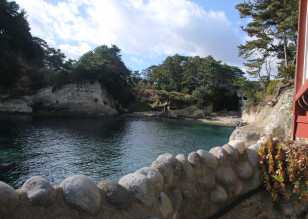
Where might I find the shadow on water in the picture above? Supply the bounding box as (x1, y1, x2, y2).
(0, 114, 234, 188)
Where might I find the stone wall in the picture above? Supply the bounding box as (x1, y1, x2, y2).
(0, 82, 117, 114)
(0, 140, 263, 219)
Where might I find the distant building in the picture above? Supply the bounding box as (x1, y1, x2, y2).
(292, 0, 308, 139)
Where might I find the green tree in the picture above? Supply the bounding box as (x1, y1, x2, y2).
(33, 37, 73, 71)
(236, 0, 299, 81)
(72, 45, 132, 106)
(0, 0, 42, 89)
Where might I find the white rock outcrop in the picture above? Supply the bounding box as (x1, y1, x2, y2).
(230, 89, 293, 146)
(0, 82, 117, 114)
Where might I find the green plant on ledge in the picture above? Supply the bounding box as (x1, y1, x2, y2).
(257, 139, 308, 205)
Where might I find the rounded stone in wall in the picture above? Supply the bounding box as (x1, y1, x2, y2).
(166, 187, 182, 210)
(181, 182, 196, 199)
(210, 185, 227, 204)
(0, 181, 19, 217)
(222, 144, 239, 162)
(98, 180, 132, 210)
(209, 147, 227, 161)
(151, 159, 174, 185)
(236, 162, 254, 179)
(188, 152, 203, 168)
(158, 192, 173, 218)
(60, 175, 101, 214)
(136, 167, 164, 190)
(229, 178, 243, 196)
(216, 166, 237, 185)
(176, 154, 194, 179)
(21, 176, 57, 207)
(119, 173, 154, 207)
(156, 153, 183, 178)
(198, 174, 216, 190)
(197, 150, 218, 169)
(246, 148, 259, 169)
(228, 140, 245, 154)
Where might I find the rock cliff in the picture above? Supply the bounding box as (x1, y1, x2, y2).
(0, 82, 117, 115)
(230, 88, 294, 146)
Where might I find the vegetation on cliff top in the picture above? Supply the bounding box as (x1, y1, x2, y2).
(0, 0, 300, 111)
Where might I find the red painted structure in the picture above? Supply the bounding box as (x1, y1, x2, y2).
(292, 0, 308, 139)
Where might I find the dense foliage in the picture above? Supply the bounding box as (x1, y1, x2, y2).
(72, 45, 132, 105)
(257, 139, 308, 204)
(141, 55, 244, 111)
(236, 0, 299, 82)
(0, 0, 42, 90)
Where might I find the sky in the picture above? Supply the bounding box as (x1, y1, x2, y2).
(15, 0, 248, 73)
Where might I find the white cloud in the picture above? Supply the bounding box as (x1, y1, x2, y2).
(16, 0, 243, 67)
(131, 57, 144, 65)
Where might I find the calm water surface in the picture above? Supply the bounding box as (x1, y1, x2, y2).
(0, 114, 234, 188)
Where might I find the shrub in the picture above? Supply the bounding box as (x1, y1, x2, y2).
(257, 139, 308, 204)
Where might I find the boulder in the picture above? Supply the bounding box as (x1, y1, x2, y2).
(176, 154, 193, 179)
(151, 159, 174, 185)
(158, 192, 173, 218)
(136, 167, 164, 190)
(119, 173, 154, 207)
(210, 185, 227, 204)
(98, 180, 132, 210)
(197, 150, 218, 169)
(0, 181, 19, 217)
(187, 152, 203, 168)
(181, 183, 196, 199)
(246, 148, 259, 169)
(222, 144, 239, 162)
(21, 176, 57, 207)
(216, 166, 237, 185)
(166, 188, 182, 210)
(228, 140, 245, 154)
(209, 147, 227, 161)
(156, 154, 183, 178)
(60, 175, 101, 214)
(198, 174, 216, 190)
(236, 162, 254, 179)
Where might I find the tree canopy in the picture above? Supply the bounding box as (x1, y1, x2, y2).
(0, 0, 42, 89)
(236, 0, 299, 82)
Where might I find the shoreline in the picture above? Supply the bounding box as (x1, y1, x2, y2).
(0, 111, 241, 126)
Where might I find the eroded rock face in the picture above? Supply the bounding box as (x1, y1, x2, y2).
(230, 89, 294, 146)
(25, 82, 116, 114)
(0, 98, 32, 113)
(21, 176, 56, 207)
(0, 181, 19, 217)
(60, 175, 101, 214)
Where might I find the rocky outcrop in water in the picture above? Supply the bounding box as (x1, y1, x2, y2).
(230, 89, 294, 146)
(0, 82, 117, 114)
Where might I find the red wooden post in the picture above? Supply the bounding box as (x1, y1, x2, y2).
(292, 0, 308, 139)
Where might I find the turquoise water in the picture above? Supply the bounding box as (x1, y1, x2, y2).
(0, 114, 234, 188)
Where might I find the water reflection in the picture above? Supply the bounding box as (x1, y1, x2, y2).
(0, 115, 234, 188)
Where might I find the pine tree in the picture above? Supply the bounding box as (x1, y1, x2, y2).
(236, 0, 299, 81)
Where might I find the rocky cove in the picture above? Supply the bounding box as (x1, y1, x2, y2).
(1, 85, 306, 218)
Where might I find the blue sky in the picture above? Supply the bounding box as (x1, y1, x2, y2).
(15, 0, 248, 73)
